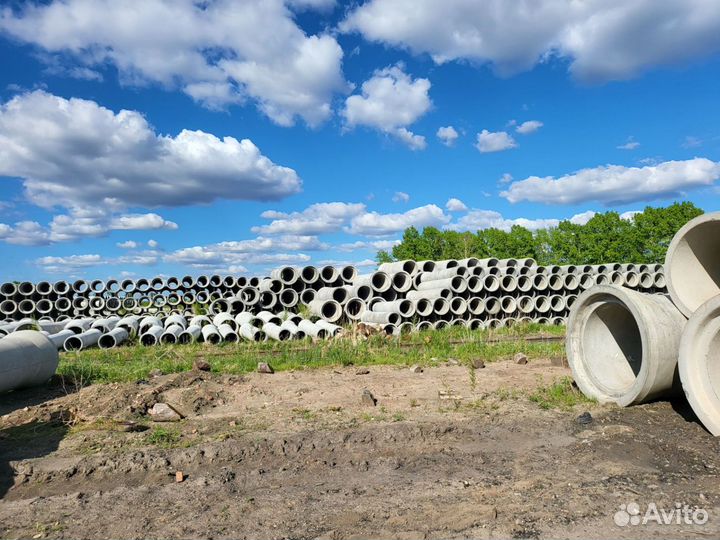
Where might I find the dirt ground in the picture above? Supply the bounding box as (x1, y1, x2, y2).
(1, 358, 719, 539)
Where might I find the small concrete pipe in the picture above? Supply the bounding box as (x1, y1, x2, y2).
(239, 323, 265, 341)
(354, 271, 391, 293)
(665, 212, 720, 318)
(678, 295, 720, 435)
(280, 320, 305, 339)
(301, 265, 319, 285)
(315, 320, 342, 337)
(256, 311, 282, 325)
(213, 312, 237, 330)
(320, 265, 339, 284)
(263, 322, 291, 341)
(280, 288, 299, 307)
(271, 266, 300, 286)
(99, 327, 129, 349)
(140, 326, 164, 346)
(361, 311, 400, 326)
(161, 324, 184, 344)
(164, 314, 186, 329)
(201, 324, 222, 344)
(379, 260, 417, 275)
(64, 328, 102, 352)
(316, 287, 349, 303)
(343, 284, 373, 301)
(0, 331, 59, 393)
(405, 288, 450, 301)
(309, 299, 343, 323)
(179, 325, 202, 344)
(566, 285, 687, 406)
(392, 271, 413, 293)
(218, 323, 238, 342)
(414, 298, 433, 317)
(344, 297, 366, 320)
(417, 276, 467, 294)
(48, 329, 75, 349)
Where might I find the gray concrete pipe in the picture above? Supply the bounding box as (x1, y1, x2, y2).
(218, 323, 238, 342)
(301, 265, 319, 285)
(48, 329, 75, 349)
(354, 271, 391, 293)
(309, 299, 343, 323)
(64, 328, 102, 351)
(239, 322, 265, 341)
(343, 284, 373, 301)
(161, 324, 184, 344)
(417, 276, 467, 294)
(263, 322, 291, 341)
(140, 325, 164, 346)
(179, 325, 202, 344)
(344, 297, 366, 320)
(271, 266, 300, 286)
(316, 287, 349, 303)
(567, 285, 686, 406)
(320, 265, 339, 284)
(379, 260, 417, 275)
(0, 331, 59, 393)
(414, 298, 433, 317)
(256, 311, 282, 325)
(280, 320, 305, 339)
(201, 324, 222, 344)
(372, 299, 415, 317)
(297, 319, 328, 339)
(315, 319, 342, 337)
(99, 327, 129, 349)
(213, 312, 238, 330)
(391, 271, 412, 293)
(360, 311, 400, 326)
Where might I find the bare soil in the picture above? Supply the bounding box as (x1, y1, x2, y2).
(1, 358, 719, 539)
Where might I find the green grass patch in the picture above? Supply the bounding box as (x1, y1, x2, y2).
(528, 376, 596, 410)
(145, 426, 181, 447)
(57, 324, 565, 385)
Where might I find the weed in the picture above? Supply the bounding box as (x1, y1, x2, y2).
(145, 426, 180, 447)
(529, 376, 596, 410)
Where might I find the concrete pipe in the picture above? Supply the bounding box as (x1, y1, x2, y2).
(121, 297, 137, 311)
(500, 296, 517, 314)
(116, 316, 139, 335)
(344, 297, 366, 320)
(213, 312, 237, 330)
(0, 300, 17, 317)
(531, 274, 548, 292)
(373, 299, 414, 317)
(361, 311, 400, 326)
(35, 281, 52, 296)
(35, 299, 52, 315)
(106, 297, 122, 312)
(354, 271, 391, 293)
(189, 315, 211, 328)
(476, 257, 499, 268)
(466, 319, 484, 330)
(297, 319, 327, 339)
(91, 317, 119, 333)
(271, 266, 300, 286)
(71, 280, 88, 294)
(300, 289, 317, 305)
(566, 294, 578, 308)
(280, 320, 305, 339)
(450, 297, 467, 316)
(240, 286, 260, 306)
(417, 276, 467, 294)
(578, 273, 594, 290)
(64, 318, 93, 334)
(654, 273, 666, 289)
(433, 297, 450, 317)
(500, 275, 517, 293)
(405, 288, 451, 301)
(193, 275, 209, 289)
(639, 272, 654, 289)
(263, 322, 291, 341)
(343, 284, 373, 302)
(315, 320, 342, 337)
(119, 279, 135, 293)
(301, 265, 319, 285)
(502, 266, 518, 277)
(534, 296, 551, 314)
(179, 325, 202, 344)
(17, 281, 35, 296)
(518, 295, 534, 314)
(458, 257, 479, 268)
(139, 316, 163, 334)
(166, 293, 182, 307)
(47, 329, 74, 349)
(316, 287, 349, 304)
(1, 282, 18, 297)
(0, 331, 59, 393)
(594, 274, 610, 286)
(550, 295, 566, 312)
(17, 299, 35, 316)
(259, 278, 283, 293)
(259, 291, 277, 309)
(534, 317, 550, 325)
(563, 274, 580, 291)
(222, 276, 237, 289)
(392, 271, 412, 293)
(140, 326, 163, 346)
(678, 295, 720, 435)
(566, 285, 686, 406)
(434, 259, 459, 270)
(248, 277, 260, 287)
(160, 324, 184, 344)
(239, 323, 265, 341)
(55, 297, 72, 313)
(419, 261, 436, 272)
(104, 279, 120, 294)
(623, 271, 640, 288)
(218, 323, 238, 343)
(393, 322, 415, 335)
(64, 328, 102, 352)
(195, 290, 211, 304)
(166, 277, 180, 290)
(380, 288, 398, 301)
(516, 275, 533, 293)
(414, 298, 433, 317)
(415, 320, 433, 332)
(256, 311, 282, 325)
(608, 272, 624, 286)
(209, 298, 230, 314)
(659, 210, 720, 314)
(99, 327, 129, 349)
(433, 320, 450, 330)
(201, 324, 222, 344)
(53, 281, 71, 296)
(339, 265, 357, 283)
(181, 291, 196, 305)
(547, 274, 563, 292)
(468, 297, 484, 316)
(319, 265, 339, 284)
(484, 297, 501, 316)
(164, 313, 186, 329)
(418, 267, 466, 282)
(483, 275, 500, 293)
(279, 288, 299, 308)
(559, 265, 577, 275)
(467, 276, 483, 294)
(379, 260, 417, 275)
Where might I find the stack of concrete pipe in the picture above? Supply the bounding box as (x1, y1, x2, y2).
(567, 212, 720, 436)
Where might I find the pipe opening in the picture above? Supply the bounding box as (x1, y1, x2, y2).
(99, 335, 116, 349)
(582, 301, 642, 397)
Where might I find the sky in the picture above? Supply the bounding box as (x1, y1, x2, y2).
(0, 0, 719, 282)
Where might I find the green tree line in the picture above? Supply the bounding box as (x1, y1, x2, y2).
(377, 202, 703, 265)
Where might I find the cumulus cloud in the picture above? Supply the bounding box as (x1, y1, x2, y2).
(475, 130, 517, 153)
(392, 191, 410, 203)
(515, 120, 543, 134)
(36, 254, 103, 274)
(568, 210, 597, 225)
(617, 137, 640, 150)
(252, 202, 366, 235)
(341, 0, 720, 82)
(147, 239, 159, 249)
(437, 126, 459, 146)
(450, 209, 602, 232)
(501, 158, 720, 205)
(337, 239, 400, 252)
(446, 198, 468, 212)
(0, 0, 347, 126)
(346, 204, 451, 236)
(117, 240, 138, 249)
(342, 65, 431, 149)
(498, 173, 514, 185)
(0, 91, 301, 215)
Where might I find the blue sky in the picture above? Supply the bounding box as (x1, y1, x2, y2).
(0, 0, 719, 282)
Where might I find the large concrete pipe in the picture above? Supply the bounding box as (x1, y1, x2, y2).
(48, 329, 75, 349)
(0, 282, 17, 297)
(500, 275, 517, 293)
(654, 272, 666, 289)
(417, 267, 467, 282)
(434, 259, 459, 270)
(140, 325, 164, 346)
(0, 300, 17, 317)
(263, 322, 291, 341)
(233, 312, 257, 327)
(415, 320, 433, 332)
(309, 299, 343, 322)
(361, 311, 400, 325)
(0, 331, 59, 393)
(91, 317, 119, 333)
(65, 318, 93, 334)
(418, 261, 436, 272)
(354, 271, 391, 293)
(485, 297, 501, 316)
(239, 323, 265, 341)
(664, 212, 720, 317)
(201, 324, 222, 344)
(300, 288, 317, 305)
(373, 299, 415, 317)
(500, 296, 517, 314)
(161, 324, 184, 344)
(678, 295, 720, 435)
(316, 287, 349, 304)
(301, 265, 319, 285)
(99, 327, 129, 349)
(433, 297, 450, 317)
(567, 285, 686, 406)
(279, 288, 299, 308)
(53, 280, 71, 295)
(259, 291, 277, 309)
(179, 325, 202, 344)
(341, 265, 358, 283)
(344, 297, 366, 320)
(64, 328, 102, 352)
(379, 260, 417, 275)
(319, 265, 339, 284)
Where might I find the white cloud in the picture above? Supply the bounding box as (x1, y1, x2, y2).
(450, 209, 602, 232)
(437, 125, 459, 146)
(346, 204, 451, 236)
(117, 240, 138, 249)
(147, 239, 159, 249)
(164, 246, 311, 269)
(0, 91, 301, 212)
(475, 130, 517, 153)
(341, 0, 720, 83)
(445, 198, 468, 212)
(617, 137, 640, 150)
(392, 191, 410, 203)
(0, 0, 347, 126)
(501, 158, 720, 205)
(620, 210, 642, 221)
(110, 214, 178, 231)
(515, 120, 543, 135)
(498, 173, 514, 184)
(342, 64, 431, 149)
(253, 202, 366, 235)
(36, 254, 103, 273)
(337, 239, 400, 252)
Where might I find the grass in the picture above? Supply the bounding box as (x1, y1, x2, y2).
(529, 376, 596, 410)
(56, 323, 566, 386)
(145, 426, 181, 447)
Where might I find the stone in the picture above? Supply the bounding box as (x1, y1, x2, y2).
(148, 403, 183, 422)
(447, 358, 460, 366)
(576, 412, 593, 425)
(193, 359, 211, 372)
(257, 362, 274, 374)
(472, 358, 485, 369)
(355, 368, 370, 375)
(176, 471, 185, 483)
(361, 389, 377, 407)
(514, 353, 528, 365)
(409, 365, 423, 373)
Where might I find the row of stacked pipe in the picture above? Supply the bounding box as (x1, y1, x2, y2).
(566, 212, 720, 437)
(1, 258, 668, 347)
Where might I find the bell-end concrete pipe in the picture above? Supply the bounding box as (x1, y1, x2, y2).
(272, 266, 300, 286)
(415, 320, 433, 332)
(566, 285, 687, 406)
(414, 298, 433, 317)
(0, 331, 59, 393)
(1, 282, 18, 297)
(161, 324, 184, 344)
(654, 272, 666, 289)
(391, 271, 412, 293)
(678, 295, 720, 435)
(320, 265, 339, 284)
(218, 323, 238, 343)
(665, 212, 720, 318)
(280, 320, 305, 339)
(99, 327, 129, 349)
(316, 287, 349, 304)
(64, 328, 102, 352)
(344, 284, 373, 302)
(256, 311, 282, 326)
(361, 311, 400, 326)
(259, 278, 283, 293)
(300, 289, 317, 305)
(419, 260, 436, 272)
(468, 297, 484, 316)
(372, 299, 414, 317)
(309, 299, 343, 323)
(316, 319, 342, 337)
